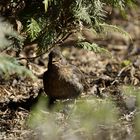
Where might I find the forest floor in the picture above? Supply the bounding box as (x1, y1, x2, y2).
(0, 8, 140, 140)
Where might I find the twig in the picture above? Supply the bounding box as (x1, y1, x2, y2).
(59, 31, 74, 43)
(17, 45, 54, 60)
(17, 31, 75, 60)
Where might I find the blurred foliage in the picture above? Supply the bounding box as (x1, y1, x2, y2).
(77, 42, 110, 54)
(99, 23, 132, 40)
(121, 60, 132, 67)
(28, 97, 118, 140)
(0, 18, 35, 79)
(121, 86, 140, 140)
(0, 17, 23, 49)
(0, 55, 35, 79)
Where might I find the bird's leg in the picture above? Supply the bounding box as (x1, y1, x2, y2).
(48, 96, 56, 109)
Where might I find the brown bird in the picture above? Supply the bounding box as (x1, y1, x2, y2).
(43, 47, 88, 107)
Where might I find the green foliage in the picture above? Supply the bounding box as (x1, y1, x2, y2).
(27, 18, 41, 41)
(0, 18, 35, 79)
(78, 42, 110, 54)
(43, 0, 54, 12)
(0, 0, 136, 78)
(0, 55, 35, 79)
(0, 18, 23, 49)
(23, 0, 135, 53)
(73, 6, 92, 25)
(28, 97, 118, 139)
(100, 23, 132, 40)
(70, 99, 118, 132)
(102, 0, 135, 9)
(73, 0, 106, 25)
(121, 60, 132, 67)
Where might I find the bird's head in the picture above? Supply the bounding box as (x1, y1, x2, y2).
(48, 47, 67, 66)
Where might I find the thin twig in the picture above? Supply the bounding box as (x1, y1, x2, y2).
(17, 31, 75, 60)
(17, 45, 54, 60)
(59, 31, 74, 43)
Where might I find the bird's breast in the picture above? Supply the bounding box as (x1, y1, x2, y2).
(43, 63, 84, 99)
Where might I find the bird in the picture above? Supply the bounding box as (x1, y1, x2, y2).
(43, 47, 88, 107)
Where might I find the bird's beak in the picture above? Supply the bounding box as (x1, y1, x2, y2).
(52, 60, 57, 63)
(52, 58, 61, 63)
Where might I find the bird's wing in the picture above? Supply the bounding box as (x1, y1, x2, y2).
(72, 65, 90, 92)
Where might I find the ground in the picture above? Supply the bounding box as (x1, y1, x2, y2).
(0, 8, 140, 140)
